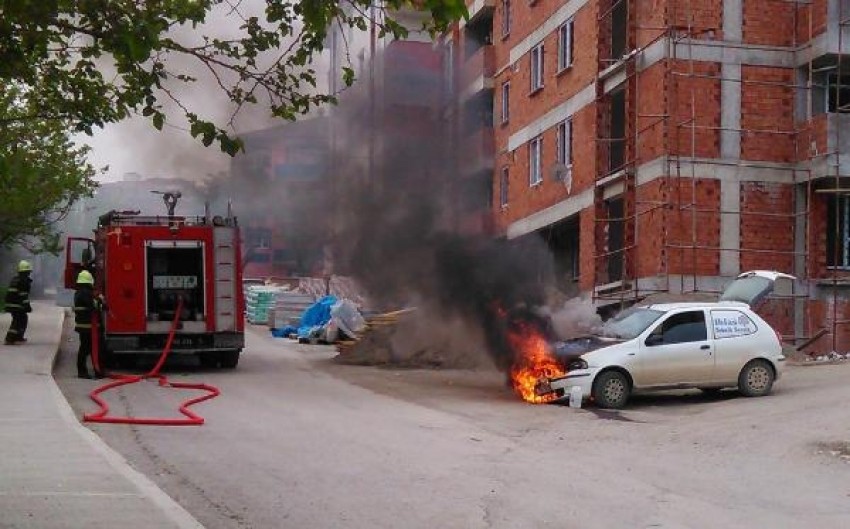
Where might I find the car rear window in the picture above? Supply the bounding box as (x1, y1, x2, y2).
(711, 310, 757, 339)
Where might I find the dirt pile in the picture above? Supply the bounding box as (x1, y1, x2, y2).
(334, 308, 492, 369)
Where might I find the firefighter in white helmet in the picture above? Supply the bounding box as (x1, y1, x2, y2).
(72, 270, 106, 379)
(4, 260, 33, 345)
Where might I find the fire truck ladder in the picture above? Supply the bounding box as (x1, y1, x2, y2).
(213, 227, 237, 331)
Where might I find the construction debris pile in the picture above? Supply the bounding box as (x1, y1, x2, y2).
(243, 278, 492, 369)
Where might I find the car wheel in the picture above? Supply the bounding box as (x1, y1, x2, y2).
(738, 359, 775, 397)
(592, 370, 631, 409)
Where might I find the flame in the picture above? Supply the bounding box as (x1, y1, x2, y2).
(507, 322, 566, 404)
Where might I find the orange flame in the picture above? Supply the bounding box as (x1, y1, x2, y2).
(507, 323, 565, 404)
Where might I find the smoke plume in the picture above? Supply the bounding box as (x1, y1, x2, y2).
(326, 45, 569, 371)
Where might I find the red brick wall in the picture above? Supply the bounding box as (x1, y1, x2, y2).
(665, 178, 721, 276)
(796, 0, 829, 43)
(739, 182, 795, 273)
(579, 206, 596, 290)
(743, 0, 796, 46)
(670, 60, 721, 158)
(796, 114, 830, 163)
(668, 0, 723, 38)
(740, 66, 795, 163)
(757, 298, 795, 342)
(491, 103, 598, 233)
(571, 104, 598, 194)
(636, 61, 668, 163)
(635, 0, 668, 47)
(808, 190, 828, 279)
(635, 179, 666, 277)
(805, 298, 850, 355)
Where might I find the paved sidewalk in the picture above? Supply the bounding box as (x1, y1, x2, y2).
(0, 301, 204, 529)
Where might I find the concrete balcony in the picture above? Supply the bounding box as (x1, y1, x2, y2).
(458, 45, 495, 102)
(463, 0, 496, 28)
(459, 127, 495, 175)
(798, 1, 850, 61)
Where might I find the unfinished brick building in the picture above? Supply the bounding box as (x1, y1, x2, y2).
(445, 0, 850, 353)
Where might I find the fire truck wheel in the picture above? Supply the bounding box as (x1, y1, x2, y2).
(220, 350, 240, 369)
(116, 355, 138, 369)
(199, 353, 219, 368)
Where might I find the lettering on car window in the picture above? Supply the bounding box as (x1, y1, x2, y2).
(711, 310, 757, 339)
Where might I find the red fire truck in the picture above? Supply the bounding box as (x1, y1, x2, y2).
(63, 192, 245, 368)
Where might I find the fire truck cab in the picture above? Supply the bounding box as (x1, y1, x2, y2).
(64, 193, 245, 368)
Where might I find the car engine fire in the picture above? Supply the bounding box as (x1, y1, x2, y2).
(507, 321, 566, 404)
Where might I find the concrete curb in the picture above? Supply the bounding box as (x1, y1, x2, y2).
(48, 307, 205, 529)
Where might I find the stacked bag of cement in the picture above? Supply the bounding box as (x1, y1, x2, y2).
(245, 285, 286, 324)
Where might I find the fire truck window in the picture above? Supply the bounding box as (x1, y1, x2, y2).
(146, 247, 204, 321)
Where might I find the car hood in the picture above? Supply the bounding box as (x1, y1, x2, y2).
(551, 336, 624, 363)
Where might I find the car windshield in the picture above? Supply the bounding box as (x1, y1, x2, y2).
(600, 307, 664, 340)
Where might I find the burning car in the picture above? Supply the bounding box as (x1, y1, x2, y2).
(534, 271, 794, 409)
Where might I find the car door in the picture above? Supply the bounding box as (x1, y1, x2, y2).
(635, 309, 715, 387)
(708, 308, 761, 383)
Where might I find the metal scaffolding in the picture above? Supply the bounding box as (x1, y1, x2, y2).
(590, 0, 849, 352)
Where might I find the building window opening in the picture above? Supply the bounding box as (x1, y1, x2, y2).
(827, 73, 850, 113)
(500, 167, 509, 207)
(557, 118, 573, 167)
(606, 197, 625, 282)
(501, 0, 511, 37)
(611, 0, 627, 61)
(443, 40, 454, 95)
(558, 19, 574, 71)
(465, 12, 493, 60)
(501, 81, 510, 123)
(529, 136, 543, 186)
(530, 43, 544, 92)
(609, 87, 626, 172)
(541, 216, 580, 294)
(827, 193, 850, 269)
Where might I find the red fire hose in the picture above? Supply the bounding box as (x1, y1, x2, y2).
(83, 298, 221, 426)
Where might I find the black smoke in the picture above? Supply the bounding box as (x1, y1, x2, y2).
(329, 46, 556, 371)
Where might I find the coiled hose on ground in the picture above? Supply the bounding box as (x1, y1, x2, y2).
(83, 298, 221, 425)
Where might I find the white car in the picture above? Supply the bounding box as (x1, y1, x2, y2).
(536, 271, 794, 409)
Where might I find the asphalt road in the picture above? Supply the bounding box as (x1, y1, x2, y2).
(56, 322, 850, 529)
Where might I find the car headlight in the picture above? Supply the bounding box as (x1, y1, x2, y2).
(567, 358, 588, 371)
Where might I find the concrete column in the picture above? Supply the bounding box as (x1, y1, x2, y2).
(721, 0, 742, 158)
(719, 0, 743, 277)
(794, 183, 808, 342)
(719, 176, 741, 276)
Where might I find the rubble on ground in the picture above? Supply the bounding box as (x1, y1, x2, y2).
(805, 351, 850, 363)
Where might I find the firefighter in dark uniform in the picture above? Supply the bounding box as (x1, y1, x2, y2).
(73, 270, 105, 379)
(4, 260, 33, 345)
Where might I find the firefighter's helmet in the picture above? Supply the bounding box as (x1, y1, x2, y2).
(18, 260, 32, 272)
(76, 270, 94, 285)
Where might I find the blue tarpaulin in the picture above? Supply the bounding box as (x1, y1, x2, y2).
(296, 296, 337, 340)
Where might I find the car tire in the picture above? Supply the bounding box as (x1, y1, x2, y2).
(738, 359, 775, 397)
(592, 370, 631, 409)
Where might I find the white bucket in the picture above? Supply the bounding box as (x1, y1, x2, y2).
(569, 386, 583, 408)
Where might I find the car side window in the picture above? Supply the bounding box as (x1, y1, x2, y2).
(646, 310, 707, 346)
